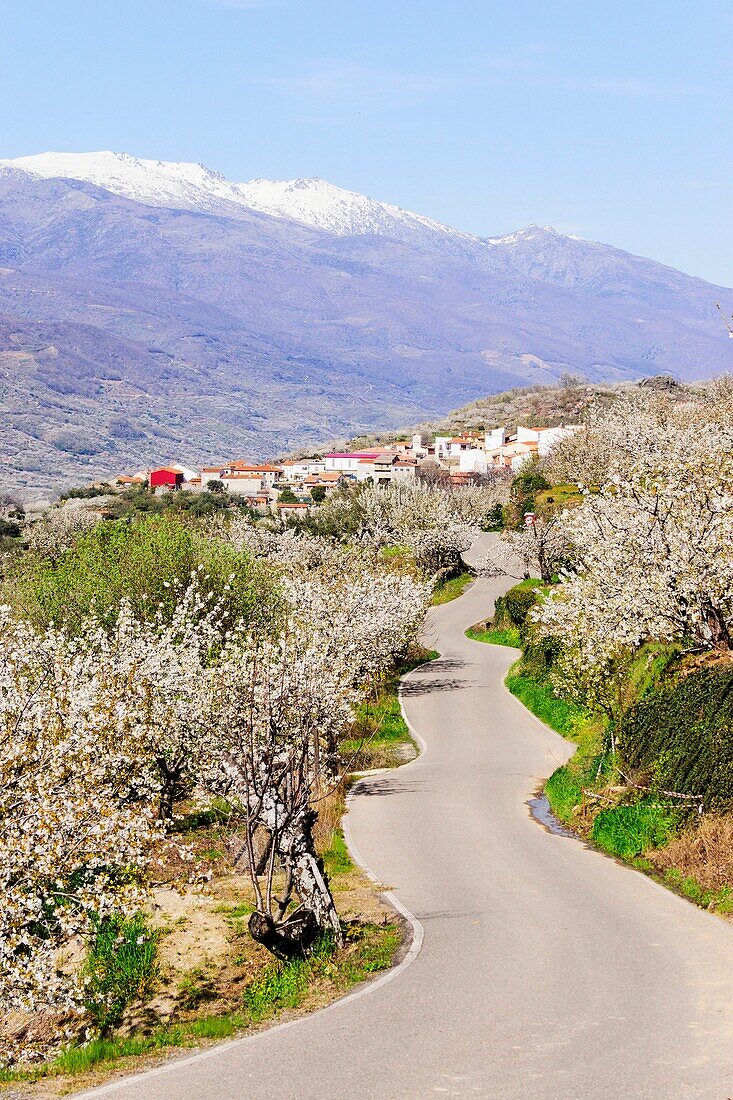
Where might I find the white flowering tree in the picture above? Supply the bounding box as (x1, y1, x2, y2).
(0, 607, 161, 1048)
(196, 526, 431, 954)
(480, 514, 572, 585)
(26, 506, 101, 561)
(532, 439, 733, 745)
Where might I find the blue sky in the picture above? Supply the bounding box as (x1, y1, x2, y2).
(3, 0, 733, 285)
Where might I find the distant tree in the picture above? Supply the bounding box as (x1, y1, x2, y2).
(278, 487, 298, 504)
(310, 485, 327, 503)
(0, 519, 21, 539)
(207, 479, 225, 493)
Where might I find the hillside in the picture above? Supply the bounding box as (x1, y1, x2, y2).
(1, 154, 731, 494)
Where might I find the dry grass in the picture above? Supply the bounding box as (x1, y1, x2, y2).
(649, 815, 733, 894)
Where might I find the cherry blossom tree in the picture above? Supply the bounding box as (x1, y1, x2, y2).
(0, 606, 161, 1053)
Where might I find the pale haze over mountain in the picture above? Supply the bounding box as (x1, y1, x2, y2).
(1, 151, 731, 494)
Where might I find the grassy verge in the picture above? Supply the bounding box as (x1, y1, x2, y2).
(339, 649, 438, 770)
(430, 570, 474, 605)
(1, 922, 400, 1088)
(1, 811, 401, 1091)
(466, 625, 521, 648)
(471, 627, 733, 917)
(505, 664, 585, 738)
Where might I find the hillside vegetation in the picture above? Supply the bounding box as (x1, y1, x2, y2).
(0, 478, 502, 1082)
(475, 378, 733, 915)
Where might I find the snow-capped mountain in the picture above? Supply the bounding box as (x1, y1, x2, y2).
(0, 152, 730, 494)
(4, 151, 480, 254)
(236, 176, 476, 248)
(7, 151, 253, 218)
(5, 152, 715, 302)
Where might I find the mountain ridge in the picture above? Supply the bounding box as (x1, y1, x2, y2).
(0, 153, 730, 496)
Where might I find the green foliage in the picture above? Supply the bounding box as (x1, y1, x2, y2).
(621, 667, 733, 809)
(7, 514, 280, 635)
(590, 799, 678, 859)
(660, 869, 733, 914)
(322, 828, 353, 877)
(341, 650, 437, 768)
(278, 487, 298, 504)
(430, 570, 473, 605)
(466, 625, 521, 648)
(103, 486, 243, 520)
(83, 913, 159, 1035)
(0, 518, 21, 539)
(506, 459, 551, 525)
(505, 665, 586, 738)
(502, 585, 541, 629)
(545, 765, 585, 822)
(2, 920, 401, 1083)
(60, 485, 112, 501)
(482, 502, 505, 531)
(242, 923, 399, 1022)
(492, 578, 548, 640)
(310, 485, 327, 503)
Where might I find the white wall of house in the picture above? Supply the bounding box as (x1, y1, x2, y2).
(459, 449, 490, 474)
(536, 426, 580, 455)
(485, 427, 508, 450)
(221, 475, 264, 495)
(324, 454, 365, 473)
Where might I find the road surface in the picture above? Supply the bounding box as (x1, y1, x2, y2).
(85, 547, 733, 1099)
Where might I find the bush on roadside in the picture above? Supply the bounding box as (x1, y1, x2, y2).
(621, 668, 733, 810)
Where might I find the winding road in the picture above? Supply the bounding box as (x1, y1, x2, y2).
(86, 540, 733, 1099)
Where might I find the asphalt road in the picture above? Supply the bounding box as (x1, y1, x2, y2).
(85, 545, 733, 1099)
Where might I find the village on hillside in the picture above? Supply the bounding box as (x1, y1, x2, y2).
(113, 423, 581, 514)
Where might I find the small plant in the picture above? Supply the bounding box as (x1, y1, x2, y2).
(83, 913, 160, 1034)
(590, 799, 678, 859)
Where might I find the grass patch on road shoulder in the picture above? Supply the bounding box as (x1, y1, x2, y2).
(466, 625, 521, 648)
(430, 571, 473, 605)
(340, 649, 438, 770)
(505, 665, 585, 739)
(2, 922, 400, 1090)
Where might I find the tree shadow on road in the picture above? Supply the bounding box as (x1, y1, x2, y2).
(353, 776, 428, 798)
(401, 658, 469, 696)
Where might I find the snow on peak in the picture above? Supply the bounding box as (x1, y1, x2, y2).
(5, 151, 247, 215)
(1, 151, 583, 264)
(2, 151, 479, 251)
(235, 175, 470, 243)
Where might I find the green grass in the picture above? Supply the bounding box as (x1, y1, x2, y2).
(340, 650, 438, 766)
(0, 922, 401, 1084)
(430, 570, 474, 605)
(322, 827, 353, 877)
(83, 912, 160, 1034)
(590, 798, 679, 859)
(505, 665, 586, 738)
(659, 870, 733, 914)
(466, 625, 521, 648)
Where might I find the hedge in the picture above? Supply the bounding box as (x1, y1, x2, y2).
(621, 668, 733, 810)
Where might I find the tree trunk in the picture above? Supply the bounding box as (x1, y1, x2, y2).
(703, 604, 733, 650)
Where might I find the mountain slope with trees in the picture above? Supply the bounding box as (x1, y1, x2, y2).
(0, 162, 731, 494)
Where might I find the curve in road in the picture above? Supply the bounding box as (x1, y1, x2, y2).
(83, 552, 733, 1099)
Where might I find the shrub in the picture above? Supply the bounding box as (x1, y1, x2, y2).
(6, 514, 280, 635)
(621, 668, 733, 810)
(496, 579, 546, 632)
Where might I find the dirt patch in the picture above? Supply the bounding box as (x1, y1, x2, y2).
(648, 815, 733, 894)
